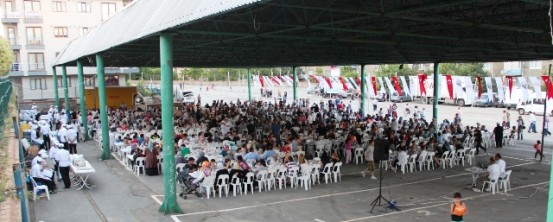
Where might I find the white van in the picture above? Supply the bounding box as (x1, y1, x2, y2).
(517, 98, 553, 115)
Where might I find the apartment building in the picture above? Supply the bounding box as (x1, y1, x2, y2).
(1, 0, 135, 102)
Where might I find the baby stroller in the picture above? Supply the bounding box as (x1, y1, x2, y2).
(177, 168, 203, 199)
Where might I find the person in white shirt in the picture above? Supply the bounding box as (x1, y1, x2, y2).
(528, 112, 537, 133)
(49, 143, 61, 181)
(40, 121, 51, 150)
(55, 146, 71, 189)
(495, 153, 506, 178)
(361, 140, 377, 180)
(30, 158, 57, 193)
(58, 124, 68, 148)
(475, 157, 500, 192)
(31, 126, 44, 149)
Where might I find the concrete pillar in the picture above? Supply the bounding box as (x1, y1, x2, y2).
(77, 60, 89, 140)
(96, 54, 111, 160)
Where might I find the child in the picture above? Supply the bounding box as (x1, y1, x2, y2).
(534, 140, 544, 160)
(451, 192, 467, 222)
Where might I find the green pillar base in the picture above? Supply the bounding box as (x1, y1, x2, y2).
(159, 201, 183, 214)
(101, 150, 112, 160)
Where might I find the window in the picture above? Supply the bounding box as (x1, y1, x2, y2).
(504, 61, 521, 70)
(77, 2, 91, 13)
(85, 76, 96, 87)
(54, 27, 68, 38)
(529, 61, 542, 70)
(79, 27, 89, 35)
(23, 1, 41, 18)
(101, 3, 117, 20)
(26, 27, 42, 45)
(58, 77, 72, 87)
(5, 1, 15, 12)
(51, 1, 66, 12)
(30, 78, 46, 90)
(28, 53, 44, 71)
(7, 27, 17, 45)
(105, 76, 119, 86)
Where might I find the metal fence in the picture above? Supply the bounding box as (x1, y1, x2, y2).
(0, 78, 13, 139)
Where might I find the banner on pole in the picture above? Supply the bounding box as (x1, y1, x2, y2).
(371, 77, 378, 95)
(529, 76, 542, 99)
(542, 76, 553, 100)
(418, 74, 427, 95)
(477, 77, 482, 98)
(507, 77, 513, 98)
(464, 76, 475, 102)
(445, 75, 454, 99)
(495, 77, 504, 102)
(391, 76, 402, 96)
(384, 77, 396, 94)
(400, 76, 410, 96)
(484, 77, 493, 101)
(517, 77, 530, 102)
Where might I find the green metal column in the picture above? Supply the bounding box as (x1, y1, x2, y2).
(292, 66, 297, 101)
(159, 33, 182, 214)
(96, 54, 111, 160)
(61, 65, 70, 118)
(77, 60, 89, 141)
(52, 66, 61, 111)
(360, 64, 366, 116)
(432, 62, 440, 135)
(247, 68, 252, 101)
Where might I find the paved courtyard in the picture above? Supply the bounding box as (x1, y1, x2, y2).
(32, 83, 551, 222)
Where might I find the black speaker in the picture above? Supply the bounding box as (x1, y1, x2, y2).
(373, 138, 390, 161)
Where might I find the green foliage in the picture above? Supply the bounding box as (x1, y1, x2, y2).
(439, 63, 488, 77)
(139, 67, 161, 80)
(0, 37, 13, 77)
(136, 80, 152, 96)
(374, 64, 417, 77)
(340, 66, 358, 78)
(315, 67, 324, 75)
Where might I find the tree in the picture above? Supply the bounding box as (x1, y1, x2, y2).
(374, 64, 416, 77)
(340, 65, 358, 77)
(0, 37, 13, 77)
(439, 63, 488, 77)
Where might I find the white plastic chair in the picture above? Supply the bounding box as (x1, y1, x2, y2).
(256, 170, 269, 192)
(466, 149, 476, 165)
(243, 172, 255, 195)
(266, 168, 277, 191)
(157, 155, 163, 174)
(30, 177, 50, 201)
(445, 151, 456, 168)
(482, 175, 500, 195)
(354, 148, 364, 164)
(417, 153, 427, 171)
(298, 165, 312, 190)
(425, 152, 435, 170)
(397, 155, 409, 174)
(499, 170, 512, 193)
(440, 151, 450, 169)
(286, 166, 299, 188)
(134, 157, 146, 176)
(321, 163, 333, 184)
(311, 164, 321, 184)
(216, 174, 229, 197)
(407, 155, 417, 173)
(229, 175, 242, 196)
(332, 162, 342, 182)
(455, 149, 466, 166)
(200, 175, 216, 199)
(275, 167, 287, 189)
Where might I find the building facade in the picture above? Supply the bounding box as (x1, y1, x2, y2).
(1, 0, 134, 102)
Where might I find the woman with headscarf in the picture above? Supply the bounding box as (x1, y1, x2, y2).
(144, 142, 159, 175)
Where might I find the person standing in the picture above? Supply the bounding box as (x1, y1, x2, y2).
(533, 140, 544, 160)
(474, 128, 487, 155)
(361, 140, 377, 179)
(503, 110, 511, 128)
(58, 124, 68, 149)
(450, 192, 468, 222)
(493, 123, 503, 148)
(528, 112, 537, 133)
(372, 98, 378, 111)
(66, 125, 78, 154)
(516, 116, 525, 140)
(55, 146, 71, 189)
(543, 116, 551, 136)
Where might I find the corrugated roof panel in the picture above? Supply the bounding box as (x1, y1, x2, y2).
(54, 0, 262, 65)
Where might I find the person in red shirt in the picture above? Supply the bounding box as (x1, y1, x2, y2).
(533, 140, 544, 160)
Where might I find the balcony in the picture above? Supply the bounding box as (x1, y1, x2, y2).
(8, 37, 21, 50)
(26, 37, 44, 50)
(28, 63, 45, 71)
(2, 11, 20, 23)
(8, 63, 23, 77)
(24, 11, 42, 23)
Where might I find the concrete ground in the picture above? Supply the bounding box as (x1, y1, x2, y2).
(31, 138, 550, 222)
(31, 83, 552, 222)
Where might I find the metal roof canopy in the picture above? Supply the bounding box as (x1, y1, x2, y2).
(54, 0, 553, 68)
